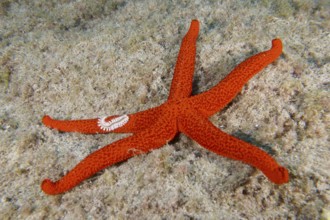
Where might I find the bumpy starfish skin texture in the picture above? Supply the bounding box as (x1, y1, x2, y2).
(41, 20, 289, 195)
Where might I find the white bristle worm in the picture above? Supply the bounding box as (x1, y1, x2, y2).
(97, 115, 129, 132)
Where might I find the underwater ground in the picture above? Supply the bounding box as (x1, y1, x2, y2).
(0, 0, 329, 219)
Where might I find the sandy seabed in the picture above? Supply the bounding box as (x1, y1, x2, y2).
(0, 0, 329, 219)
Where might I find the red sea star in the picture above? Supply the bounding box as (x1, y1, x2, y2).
(41, 20, 289, 195)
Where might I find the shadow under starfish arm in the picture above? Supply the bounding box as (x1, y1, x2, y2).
(178, 109, 289, 184)
(190, 39, 283, 117)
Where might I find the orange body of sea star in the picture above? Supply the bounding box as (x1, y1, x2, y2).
(41, 20, 289, 195)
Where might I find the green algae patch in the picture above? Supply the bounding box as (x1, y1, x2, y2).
(0, 67, 11, 91)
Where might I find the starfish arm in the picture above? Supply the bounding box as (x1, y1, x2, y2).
(189, 39, 282, 117)
(42, 105, 164, 134)
(167, 19, 199, 101)
(178, 109, 289, 184)
(41, 116, 177, 195)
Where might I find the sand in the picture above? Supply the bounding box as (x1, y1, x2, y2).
(0, 0, 329, 219)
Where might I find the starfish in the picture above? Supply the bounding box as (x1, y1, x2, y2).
(41, 20, 289, 195)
